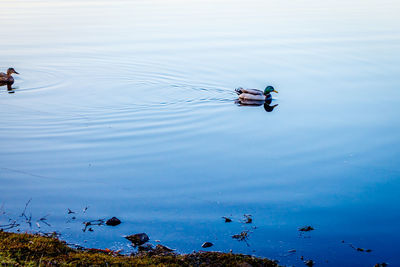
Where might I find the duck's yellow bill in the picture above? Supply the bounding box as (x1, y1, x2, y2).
(273, 90, 278, 93)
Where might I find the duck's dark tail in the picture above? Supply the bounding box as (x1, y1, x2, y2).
(235, 88, 243, 95)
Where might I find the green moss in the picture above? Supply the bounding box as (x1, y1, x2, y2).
(0, 231, 279, 266)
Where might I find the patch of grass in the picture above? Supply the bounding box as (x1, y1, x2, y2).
(0, 231, 279, 266)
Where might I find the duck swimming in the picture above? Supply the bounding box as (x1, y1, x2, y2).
(0, 68, 19, 83)
(235, 85, 278, 101)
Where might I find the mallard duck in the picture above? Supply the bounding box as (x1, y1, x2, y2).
(235, 85, 277, 101)
(0, 68, 19, 83)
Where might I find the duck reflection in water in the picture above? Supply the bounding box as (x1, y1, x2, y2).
(235, 86, 278, 112)
(0, 82, 16, 94)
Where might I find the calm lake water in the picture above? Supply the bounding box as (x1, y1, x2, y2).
(1, 0, 400, 265)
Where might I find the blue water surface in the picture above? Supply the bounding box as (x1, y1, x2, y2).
(1, 0, 400, 266)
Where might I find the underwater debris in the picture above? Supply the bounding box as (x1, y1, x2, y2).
(82, 219, 105, 232)
(125, 233, 150, 246)
(374, 263, 388, 267)
(0, 220, 20, 231)
(201, 242, 213, 248)
(37, 215, 51, 227)
(355, 247, 372, 253)
(344, 241, 373, 253)
(20, 198, 31, 218)
(243, 214, 252, 224)
(232, 230, 250, 241)
(20, 199, 32, 228)
(67, 208, 75, 214)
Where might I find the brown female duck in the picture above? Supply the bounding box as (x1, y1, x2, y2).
(0, 68, 19, 83)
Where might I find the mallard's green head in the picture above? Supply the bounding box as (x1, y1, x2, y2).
(264, 86, 278, 95)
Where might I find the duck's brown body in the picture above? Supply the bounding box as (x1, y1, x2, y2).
(235, 87, 268, 101)
(0, 68, 19, 83)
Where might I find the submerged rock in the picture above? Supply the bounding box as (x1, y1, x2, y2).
(299, 226, 314, 232)
(201, 242, 213, 248)
(106, 217, 121, 226)
(304, 259, 314, 266)
(125, 233, 149, 246)
(222, 216, 232, 223)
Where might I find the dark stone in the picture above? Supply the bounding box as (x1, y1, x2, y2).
(304, 260, 314, 267)
(222, 217, 232, 223)
(201, 242, 213, 248)
(299, 226, 314, 232)
(125, 233, 149, 246)
(106, 217, 121, 226)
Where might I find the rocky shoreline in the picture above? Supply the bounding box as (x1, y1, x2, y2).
(0, 230, 279, 266)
